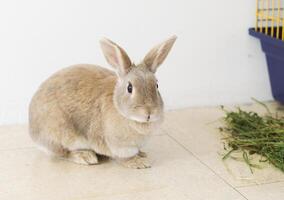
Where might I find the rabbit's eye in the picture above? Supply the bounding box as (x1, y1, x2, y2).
(127, 82, 133, 93)
(156, 83, 158, 89)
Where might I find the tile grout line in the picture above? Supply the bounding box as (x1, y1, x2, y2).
(235, 179, 284, 189)
(166, 133, 249, 200)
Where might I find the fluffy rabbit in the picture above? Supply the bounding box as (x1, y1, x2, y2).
(29, 36, 177, 169)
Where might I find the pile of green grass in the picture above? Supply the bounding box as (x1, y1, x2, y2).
(220, 101, 284, 173)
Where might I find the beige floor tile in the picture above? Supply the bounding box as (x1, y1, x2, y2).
(0, 135, 245, 200)
(71, 187, 192, 200)
(166, 102, 284, 187)
(0, 125, 34, 150)
(238, 182, 284, 200)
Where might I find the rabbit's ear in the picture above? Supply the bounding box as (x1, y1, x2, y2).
(143, 36, 177, 73)
(100, 38, 132, 76)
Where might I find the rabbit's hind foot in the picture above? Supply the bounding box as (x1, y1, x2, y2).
(65, 150, 99, 165)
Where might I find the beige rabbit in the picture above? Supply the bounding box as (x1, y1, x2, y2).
(29, 36, 177, 169)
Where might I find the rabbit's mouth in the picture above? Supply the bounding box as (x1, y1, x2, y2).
(114, 100, 163, 123)
(130, 106, 163, 123)
(128, 113, 162, 123)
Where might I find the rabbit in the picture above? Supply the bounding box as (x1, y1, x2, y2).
(29, 35, 177, 169)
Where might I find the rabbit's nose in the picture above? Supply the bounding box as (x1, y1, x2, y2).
(147, 115, 151, 121)
(145, 108, 151, 122)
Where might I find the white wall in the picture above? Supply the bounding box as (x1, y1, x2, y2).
(0, 0, 272, 124)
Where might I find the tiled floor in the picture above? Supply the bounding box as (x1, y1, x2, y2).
(0, 102, 284, 200)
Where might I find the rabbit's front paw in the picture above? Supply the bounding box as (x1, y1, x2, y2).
(120, 155, 151, 169)
(67, 150, 98, 165)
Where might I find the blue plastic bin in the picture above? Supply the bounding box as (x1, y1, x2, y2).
(249, 27, 284, 103)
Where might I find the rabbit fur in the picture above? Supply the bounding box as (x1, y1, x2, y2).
(29, 36, 176, 168)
